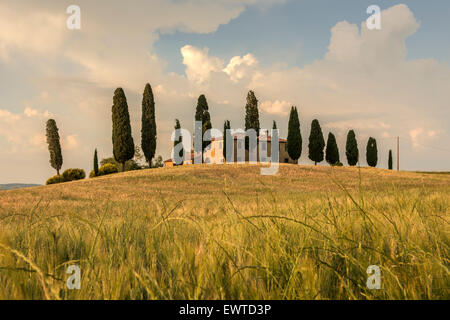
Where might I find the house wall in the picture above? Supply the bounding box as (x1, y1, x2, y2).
(202, 138, 296, 164)
(203, 139, 225, 164)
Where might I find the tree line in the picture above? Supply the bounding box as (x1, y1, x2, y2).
(45, 83, 160, 184)
(44, 85, 394, 183)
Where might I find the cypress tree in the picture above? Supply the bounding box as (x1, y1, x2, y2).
(174, 119, 184, 165)
(308, 119, 325, 165)
(345, 130, 359, 166)
(272, 120, 277, 130)
(325, 132, 340, 165)
(244, 90, 260, 135)
(286, 106, 302, 162)
(388, 149, 393, 170)
(244, 90, 260, 150)
(195, 95, 212, 155)
(94, 149, 99, 176)
(112, 88, 134, 172)
(141, 83, 157, 167)
(46, 119, 63, 177)
(223, 120, 231, 160)
(366, 137, 378, 167)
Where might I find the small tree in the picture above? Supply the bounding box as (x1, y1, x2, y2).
(152, 155, 164, 168)
(345, 130, 359, 166)
(366, 137, 378, 167)
(223, 120, 231, 161)
(141, 83, 157, 167)
(308, 119, 325, 165)
(46, 119, 63, 177)
(388, 149, 393, 170)
(272, 120, 277, 130)
(112, 88, 135, 172)
(286, 106, 302, 162)
(93, 149, 99, 176)
(174, 119, 184, 165)
(325, 132, 340, 165)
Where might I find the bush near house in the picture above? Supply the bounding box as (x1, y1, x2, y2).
(46, 175, 63, 185)
(62, 168, 86, 182)
(89, 163, 119, 178)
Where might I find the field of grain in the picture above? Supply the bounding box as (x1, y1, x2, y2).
(0, 164, 449, 299)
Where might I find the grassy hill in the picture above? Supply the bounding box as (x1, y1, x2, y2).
(0, 164, 448, 299)
(0, 183, 41, 190)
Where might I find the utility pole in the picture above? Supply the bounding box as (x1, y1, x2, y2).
(397, 136, 400, 171)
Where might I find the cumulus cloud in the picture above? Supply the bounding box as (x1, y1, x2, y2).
(181, 45, 224, 83)
(0, 3, 66, 60)
(223, 54, 258, 82)
(260, 100, 291, 115)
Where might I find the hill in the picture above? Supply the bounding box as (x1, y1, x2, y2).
(0, 164, 448, 300)
(0, 183, 41, 190)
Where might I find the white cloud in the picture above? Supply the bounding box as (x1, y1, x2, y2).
(181, 45, 224, 83)
(24, 107, 52, 118)
(223, 54, 258, 82)
(0, 3, 66, 60)
(63, 135, 79, 150)
(260, 100, 291, 115)
(409, 128, 437, 148)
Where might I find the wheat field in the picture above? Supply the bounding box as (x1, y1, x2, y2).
(0, 164, 448, 300)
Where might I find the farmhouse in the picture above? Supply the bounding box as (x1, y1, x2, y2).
(165, 134, 296, 166)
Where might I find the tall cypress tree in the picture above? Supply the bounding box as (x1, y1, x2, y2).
(308, 119, 325, 165)
(272, 120, 277, 130)
(366, 137, 378, 167)
(112, 88, 134, 172)
(345, 130, 359, 166)
(195, 95, 212, 156)
(223, 120, 231, 161)
(46, 119, 63, 177)
(286, 106, 302, 162)
(325, 132, 340, 165)
(244, 90, 260, 150)
(174, 119, 184, 165)
(93, 149, 99, 176)
(244, 90, 260, 135)
(388, 149, 393, 170)
(141, 83, 157, 167)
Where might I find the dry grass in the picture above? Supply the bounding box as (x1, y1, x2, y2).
(0, 164, 449, 299)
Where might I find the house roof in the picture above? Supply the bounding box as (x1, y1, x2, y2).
(209, 135, 287, 142)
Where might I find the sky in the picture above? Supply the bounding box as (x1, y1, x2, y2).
(0, 0, 449, 184)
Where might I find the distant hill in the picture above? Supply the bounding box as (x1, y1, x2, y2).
(0, 183, 41, 190)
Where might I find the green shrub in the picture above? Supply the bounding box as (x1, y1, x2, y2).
(62, 168, 86, 182)
(99, 163, 118, 175)
(100, 157, 141, 172)
(46, 175, 62, 185)
(90, 163, 119, 178)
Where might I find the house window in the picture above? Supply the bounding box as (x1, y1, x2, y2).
(219, 142, 223, 149)
(262, 143, 266, 151)
(238, 141, 242, 148)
